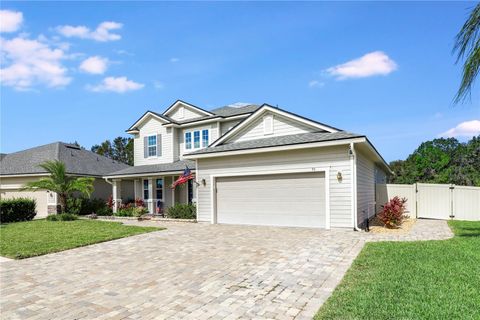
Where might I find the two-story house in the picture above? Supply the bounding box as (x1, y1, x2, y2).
(105, 100, 391, 230)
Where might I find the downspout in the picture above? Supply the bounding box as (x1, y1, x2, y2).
(350, 142, 360, 231)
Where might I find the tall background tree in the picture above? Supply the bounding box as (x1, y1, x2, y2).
(21, 160, 94, 213)
(389, 135, 480, 186)
(91, 137, 133, 166)
(453, 3, 480, 103)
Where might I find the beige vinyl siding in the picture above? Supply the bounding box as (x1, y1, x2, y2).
(168, 105, 206, 121)
(134, 116, 174, 165)
(220, 119, 242, 135)
(178, 124, 220, 159)
(227, 113, 316, 144)
(196, 145, 352, 228)
(356, 150, 376, 226)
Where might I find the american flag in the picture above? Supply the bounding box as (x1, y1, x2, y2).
(171, 166, 194, 189)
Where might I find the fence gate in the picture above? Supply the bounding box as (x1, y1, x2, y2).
(376, 183, 480, 221)
(416, 183, 453, 220)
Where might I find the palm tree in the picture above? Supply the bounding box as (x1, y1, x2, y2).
(453, 3, 480, 103)
(21, 160, 94, 213)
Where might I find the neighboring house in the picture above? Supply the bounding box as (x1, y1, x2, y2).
(106, 100, 391, 230)
(0, 142, 131, 217)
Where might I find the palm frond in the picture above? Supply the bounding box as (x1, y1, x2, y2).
(21, 178, 60, 193)
(453, 3, 480, 103)
(67, 177, 95, 197)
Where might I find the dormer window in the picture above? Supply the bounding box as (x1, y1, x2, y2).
(144, 134, 161, 158)
(185, 132, 192, 149)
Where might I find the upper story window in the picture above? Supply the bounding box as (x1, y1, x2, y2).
(147, 135, 157, 157)
(194, 131, 200, 148)
(185, 132, 192, 150)
(185, 129, 209, 150)
(202, 129, 209, 147)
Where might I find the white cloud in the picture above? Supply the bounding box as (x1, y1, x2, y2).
(0, 10, 23, 33)
(79, 56, 108, 74)
(170, 57, 179, 63)
(87, 76, 144, 93)
(326, 51, 397, 80)
(0, 36, 71, 90)
(153, 81, 164, 90)
(56, 21, 122, 42)
(308, 80, 325, 88)
(440, 120, 480, 138)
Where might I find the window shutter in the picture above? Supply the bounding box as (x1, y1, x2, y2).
(144, 136, 148, 158)
(157, 134, 162, 156)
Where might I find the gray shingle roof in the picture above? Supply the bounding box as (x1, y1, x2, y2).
(185, 131, 363, 156)
(0, 142, 130, 176)
(105, 160, 195, 177)
(210, 105, 260, 117)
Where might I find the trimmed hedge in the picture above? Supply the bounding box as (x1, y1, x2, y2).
(0, 198, 37, 223)
(66, 198, 112, 216)
(46, 213, 78, 221)
(166, 203, 196, 219)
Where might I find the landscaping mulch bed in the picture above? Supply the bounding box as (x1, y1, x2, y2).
(368, 216, 416, 234)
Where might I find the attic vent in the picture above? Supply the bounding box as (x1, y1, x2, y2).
(66, 145, 81, 150)
(178, 106, 184, 119)
(263, 115, 273, 135)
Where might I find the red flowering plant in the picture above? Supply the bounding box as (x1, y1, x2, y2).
(106, 195, 115, 209)
(377, 196, 407, 228)
(134, 198, 145, 207)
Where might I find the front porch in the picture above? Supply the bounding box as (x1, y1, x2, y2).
(111, 174, 196, 215)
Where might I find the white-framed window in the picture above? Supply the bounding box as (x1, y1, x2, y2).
(185, 129, 209, 150)
(194, 131, 200, 148)
(202, 129, 209, 147)
(185, 132, 192, 149)
(147, 135, 157, 157)
(155, 178, 163, 200)
(143, 179, 149, 200)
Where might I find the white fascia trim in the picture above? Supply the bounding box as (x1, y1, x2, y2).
(103, 169, 196, 180)
(0, 173, 50, 178)
(162, 114, 250, 128)
(0, 184, 26, 189)
(364, 139, 393, 175)
(184, 137, 366, 160)
(163, 100, 214, 117)
(210, 167, 331, 229)
(211, 105, 339, 147)
(127, 112, 170, 132)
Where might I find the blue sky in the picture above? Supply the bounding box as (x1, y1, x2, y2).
(1, 1, 479, 162)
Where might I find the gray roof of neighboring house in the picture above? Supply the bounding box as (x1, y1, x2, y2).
(104, 160, 195, 177)
(185, 131, 363, 156)
(0, 142, 130, 177)
(210, 105, 260, 117)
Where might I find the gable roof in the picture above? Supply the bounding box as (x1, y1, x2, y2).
(0, 142, 130, 177)
(126, 110, 171, 133)
(210, 104, 260, 117)
(162, 99, 214, 117)
(186, 131, 362, 156)
(210, 104, 341, 147)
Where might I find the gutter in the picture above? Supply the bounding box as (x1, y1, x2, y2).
(350, 142, 361, 231)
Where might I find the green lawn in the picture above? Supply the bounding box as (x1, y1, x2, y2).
(315, 220, 480, 320)
(0, 219, 162, 259)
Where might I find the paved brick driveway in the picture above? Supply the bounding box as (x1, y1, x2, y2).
(0, 220, 452, 320)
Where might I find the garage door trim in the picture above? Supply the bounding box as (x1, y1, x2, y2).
(210, 167, 330, 229)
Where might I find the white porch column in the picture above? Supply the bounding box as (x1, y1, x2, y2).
(112, 180, 122, 213)
(148, 178, 154, 213)
(133, 179, 140, 200)
(172, 176, 176, 205)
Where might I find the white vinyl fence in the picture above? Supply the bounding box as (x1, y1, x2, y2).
(376, 183, 480, 221)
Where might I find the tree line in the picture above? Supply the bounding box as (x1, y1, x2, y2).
(389, 135, 480, 186)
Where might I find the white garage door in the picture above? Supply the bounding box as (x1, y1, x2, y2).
(216, 172, 326, 228)
(0, 190, 49, 218)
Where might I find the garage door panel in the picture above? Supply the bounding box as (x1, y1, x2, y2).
(216, 172, 326, 228)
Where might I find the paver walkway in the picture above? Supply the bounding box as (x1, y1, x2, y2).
(0, 219, 452, 320)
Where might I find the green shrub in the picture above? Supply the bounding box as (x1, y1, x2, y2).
(66, 197, 110, 215)
(46, 213, 78, 221)
(0, 198, 36, 223)
(166, 203, 196, 219)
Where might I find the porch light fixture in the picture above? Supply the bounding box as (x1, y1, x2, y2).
(201, 178, 206, 186)
(337, 171, 342, 182)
